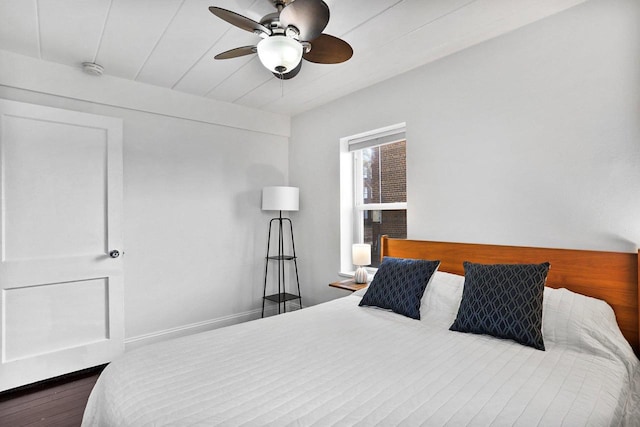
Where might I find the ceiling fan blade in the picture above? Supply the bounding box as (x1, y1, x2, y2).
(279, 0, 329, 42)
(273, 60, 302, 80)
(303, 34, 353, 64)
(209, 7, 271, 36)
(214, 45, 257, 60)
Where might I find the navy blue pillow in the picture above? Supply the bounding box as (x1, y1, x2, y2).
(450, 261, 550, 350)
(359, 257, 440, 319)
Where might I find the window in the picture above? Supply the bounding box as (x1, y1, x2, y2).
(340, 124, 407, 273)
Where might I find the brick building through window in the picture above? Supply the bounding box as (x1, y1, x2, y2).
(360, 140, 407, 267)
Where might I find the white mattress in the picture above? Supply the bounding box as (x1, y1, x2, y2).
(83, 291, 639, 426)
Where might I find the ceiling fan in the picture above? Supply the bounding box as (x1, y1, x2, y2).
(209, 0, 353, 79)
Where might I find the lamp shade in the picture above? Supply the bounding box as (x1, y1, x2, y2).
(257, 35, 303, 74)
(262, 186, 299, 211)
(352, 243, 371, 266)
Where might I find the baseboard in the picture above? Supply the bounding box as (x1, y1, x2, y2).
(125, 309, 261, 351)
(0, 364, 107, 398)
(124, 302, 303, 351)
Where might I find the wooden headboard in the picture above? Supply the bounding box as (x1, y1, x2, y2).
(380, 236, 640, 354)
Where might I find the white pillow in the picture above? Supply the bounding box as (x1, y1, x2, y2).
(353, 270, 464, 324)
(419, 271, 464, 327)
(543, 287, 637, 371)
(419, 274, 636, 369)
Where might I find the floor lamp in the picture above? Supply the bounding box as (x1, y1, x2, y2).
(261, 186, 302, 317)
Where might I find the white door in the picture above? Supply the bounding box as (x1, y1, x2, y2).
(0, 99, 124, 392)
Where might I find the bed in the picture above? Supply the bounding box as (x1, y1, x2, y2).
(82, 237, 640, 426)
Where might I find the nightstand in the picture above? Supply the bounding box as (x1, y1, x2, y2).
(329, 279, 368, 292)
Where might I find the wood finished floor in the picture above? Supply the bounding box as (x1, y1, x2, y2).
(0, 367, 103, 427)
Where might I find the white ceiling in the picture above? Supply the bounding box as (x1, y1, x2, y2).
(0, 0, 586, 116)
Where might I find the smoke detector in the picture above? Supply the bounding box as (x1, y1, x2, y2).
(82, 62, 104, 76)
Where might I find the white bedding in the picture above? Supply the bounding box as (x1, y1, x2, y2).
(83, 275, 640, 426)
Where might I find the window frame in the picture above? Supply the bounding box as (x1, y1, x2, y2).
(339, 123, 407, 276)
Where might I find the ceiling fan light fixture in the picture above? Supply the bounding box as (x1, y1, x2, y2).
(257, 35, 303, 74)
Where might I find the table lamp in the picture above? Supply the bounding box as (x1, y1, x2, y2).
(352, 243, 371, 284)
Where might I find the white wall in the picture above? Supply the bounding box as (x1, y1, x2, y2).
(2, 0, 638, 342)
(290, 0, 640, 307)
(0, 58, 291, 347)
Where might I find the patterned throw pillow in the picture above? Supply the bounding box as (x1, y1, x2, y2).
(359, 257, 440, 319)
(450, 261, 550, 350)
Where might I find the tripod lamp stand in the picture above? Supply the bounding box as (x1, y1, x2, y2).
(261, 186, 302, 317)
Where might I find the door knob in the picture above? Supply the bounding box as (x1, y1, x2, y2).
(109, 250, 120, 258)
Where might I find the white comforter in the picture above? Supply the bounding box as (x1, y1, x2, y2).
(83, 290, 639, 426)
